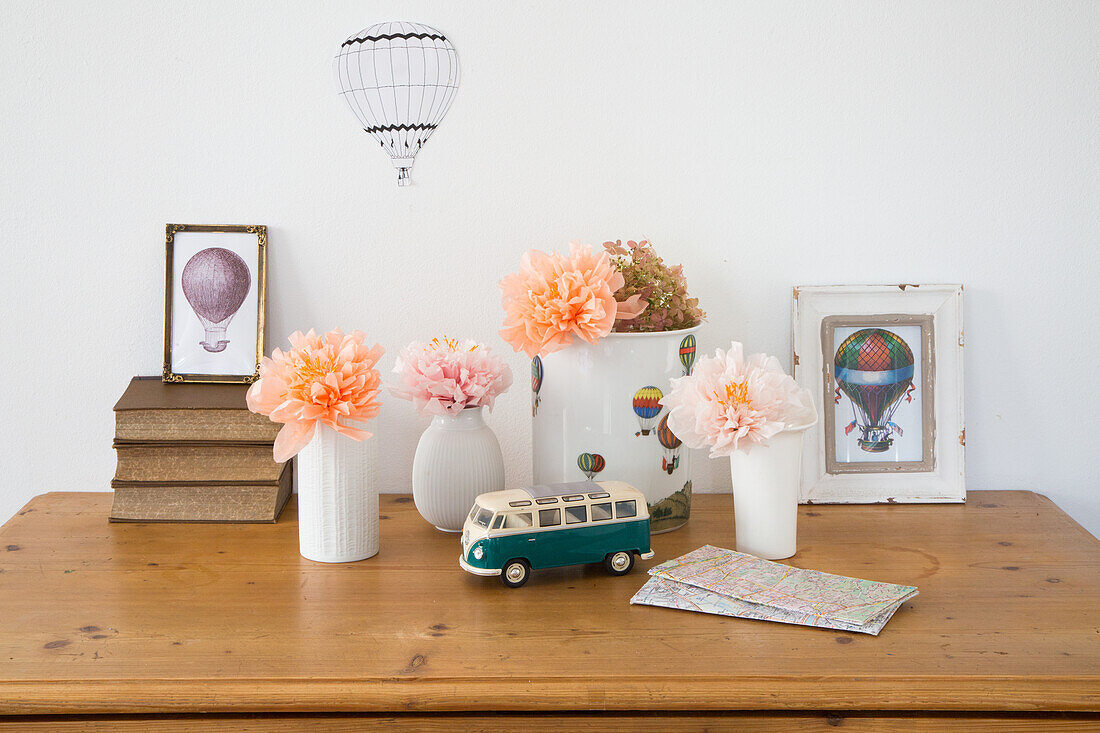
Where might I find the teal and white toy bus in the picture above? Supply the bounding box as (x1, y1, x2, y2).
(459, 481, 654, 588)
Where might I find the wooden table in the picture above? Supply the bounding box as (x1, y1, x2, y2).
(0, 491, 1096, 731)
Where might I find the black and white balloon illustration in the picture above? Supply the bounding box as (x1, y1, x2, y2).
(333, 21, 460, 186)
(181, 248, 251, 353)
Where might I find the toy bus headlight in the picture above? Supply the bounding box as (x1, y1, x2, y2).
(472, 545, 484, 560)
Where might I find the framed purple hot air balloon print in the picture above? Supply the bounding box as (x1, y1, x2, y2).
(792, 285, 964, 504)
(163, 224, 267, 384)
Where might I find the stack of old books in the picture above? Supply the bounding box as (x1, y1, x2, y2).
(110, 377, 291, 522)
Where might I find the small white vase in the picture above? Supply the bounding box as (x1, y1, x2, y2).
(728, 424, 813, 560)
(412, 406, 505, 532)
(295, 424, 378, 563)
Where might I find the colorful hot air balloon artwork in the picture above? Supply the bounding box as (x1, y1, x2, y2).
(181, 248, 251, 353)
(333, 22, 460, 186)
(531, 356, 543, 417)
(656, 414, 682, 475)
(834, 328, 916, 453)
(679, 334, 697, 376)
(577, 452, 606, 480)
(632, 386, 664, 436)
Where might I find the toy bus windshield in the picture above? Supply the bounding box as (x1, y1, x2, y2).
(472, 506, 493, 529)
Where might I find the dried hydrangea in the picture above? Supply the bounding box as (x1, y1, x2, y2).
(603, 239, 706, 333)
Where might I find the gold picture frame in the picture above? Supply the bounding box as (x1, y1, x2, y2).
(162, 224, 266, 384)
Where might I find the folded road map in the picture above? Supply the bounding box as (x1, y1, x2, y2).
(630, 544, 918, 635)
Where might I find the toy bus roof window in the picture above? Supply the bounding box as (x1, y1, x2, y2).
(562, 494, 583, 502)
(535, 497, 559, 505)
(508, 500, 532, 507)
(588, 492, 611, 500)
(523, 481, 598, 499)
(591, 502, 612, 521)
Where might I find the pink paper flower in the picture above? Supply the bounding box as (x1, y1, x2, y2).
(389, 336, 514, 417)
(246, 329, 385, 462)
(499, 242, 647, 358)
(662, 342, 816, 457)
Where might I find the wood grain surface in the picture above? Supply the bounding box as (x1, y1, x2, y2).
(1, 713, 1099, 731)
(0, 491, 1096, 718)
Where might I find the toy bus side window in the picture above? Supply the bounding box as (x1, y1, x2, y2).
(539, 508, 561, 527)
(591, 503, 613, 521)
(503, 513, 533, 529)
(615, 500, 637, 519)
(492, 515, 505, 530)
(565, 505, 587, 524)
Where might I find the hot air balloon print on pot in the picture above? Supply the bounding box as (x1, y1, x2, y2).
(333, 22, 460, 186)
(656, 414, 682, 475)
(577, 452, 605, 480)
(531, 356, 543, 417)
(678, 334, 696, 376)
(182, 247, 252, 353)
(632, 386, 663, 436)
(833, 328, 915, 453)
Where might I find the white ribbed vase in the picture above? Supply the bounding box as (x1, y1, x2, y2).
(295, 424, 378, 563)
(412, 406, 505, 532)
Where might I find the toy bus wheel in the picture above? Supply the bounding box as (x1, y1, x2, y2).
(604, 551, 635, 576)
(501, 559, 530, 588)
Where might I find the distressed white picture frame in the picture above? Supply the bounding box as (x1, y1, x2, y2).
(792, 285, 965, 503)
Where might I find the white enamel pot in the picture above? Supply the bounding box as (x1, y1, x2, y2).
(531, 326, 700, 533)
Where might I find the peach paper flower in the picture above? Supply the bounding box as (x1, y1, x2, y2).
(390, 336, 514, 417)
(662, 342, 817, 457)
(499, 242, 646, 358)
(246, 329, 385, 462)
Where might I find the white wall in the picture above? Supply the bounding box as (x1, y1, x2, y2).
(1, 1, 1097, 535)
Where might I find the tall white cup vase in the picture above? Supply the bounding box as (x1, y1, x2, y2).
(532, 325, 701, 533)
(412, 406, 505, 532)
(295, 424, 378, 563)
(728, 419, 816, 560)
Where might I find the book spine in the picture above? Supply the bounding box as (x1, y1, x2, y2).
(113, 445, 284, 483)
(115, 410, 280, 443)
(109, 463, 293, 523)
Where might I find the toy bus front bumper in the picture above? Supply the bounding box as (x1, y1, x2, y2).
(459, 554, 501, 577)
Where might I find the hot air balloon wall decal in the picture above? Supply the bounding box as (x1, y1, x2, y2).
(632, 386, 663, 437)
(163, 224, 267, 384)
(333, 22, 460, 186)
(656, 414, 682, 475)
(531, 356, 543, 417)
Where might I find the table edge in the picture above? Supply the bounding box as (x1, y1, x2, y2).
(0, 676, 1097, 715)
